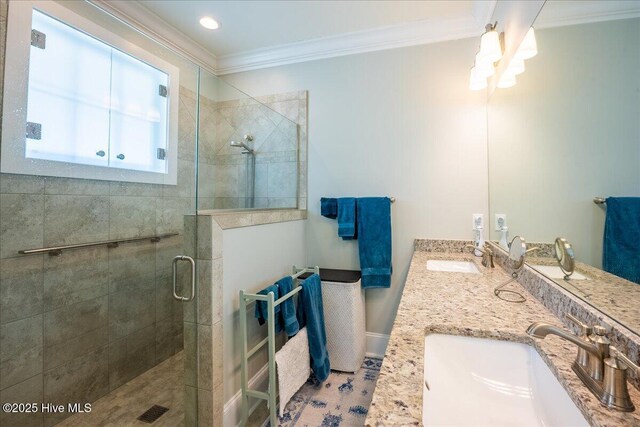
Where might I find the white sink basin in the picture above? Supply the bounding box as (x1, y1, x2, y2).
(426, 260, 480, 274)
(423, 334, 588, 426)
(532, 265, 588, 280)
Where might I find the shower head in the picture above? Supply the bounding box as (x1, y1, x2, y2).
(230, 140, 253, 154)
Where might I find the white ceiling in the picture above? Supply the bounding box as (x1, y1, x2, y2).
(137, 0, 481, 57)
(102, 0, 640, 75)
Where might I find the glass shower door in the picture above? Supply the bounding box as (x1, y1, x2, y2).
(0, 2, 201, 426)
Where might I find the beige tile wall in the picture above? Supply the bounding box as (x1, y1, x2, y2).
(0, 2, 307, 426)
(198, 91, 308, 211)
(0, 1, 200, 421)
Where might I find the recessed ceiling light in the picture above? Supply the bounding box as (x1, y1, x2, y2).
(199, 16, 219, 30)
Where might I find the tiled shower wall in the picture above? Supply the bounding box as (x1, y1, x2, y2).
(198, 91, 308, 210)
(0, 0, 200, 419)
(0, 1, 305, 425)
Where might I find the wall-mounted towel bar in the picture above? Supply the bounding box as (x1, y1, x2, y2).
(18, 232, 179, 256)
(594, 197, 606, 205)
(390, 197, 396, 203)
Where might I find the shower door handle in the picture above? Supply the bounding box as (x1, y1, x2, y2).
(172, 255, 195, 302)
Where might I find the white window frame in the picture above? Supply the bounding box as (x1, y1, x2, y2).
(1, 0, 179, 185)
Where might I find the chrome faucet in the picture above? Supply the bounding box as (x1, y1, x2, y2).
(464, 243, 494, 268)
(527, 314, 639, 411)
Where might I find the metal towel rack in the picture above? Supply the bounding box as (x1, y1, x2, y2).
(18, 232, 179, 256)
(594, 197, 606, 205)
(239, 265, 320, 427)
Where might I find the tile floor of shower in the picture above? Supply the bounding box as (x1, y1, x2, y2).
(58, 352, 184, 427)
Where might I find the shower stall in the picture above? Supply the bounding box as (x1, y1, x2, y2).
(0, 1, 299, 426)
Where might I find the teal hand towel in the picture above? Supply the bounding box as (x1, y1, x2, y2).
(321, 198, 337, 219)
(603, 197, 640, 284)
(295, 274, 330, 381)
(357, 197, 392, 289)
(254, 285, 283, 333)
(276, 276, 299, 337)
(337, 197, 357, 240)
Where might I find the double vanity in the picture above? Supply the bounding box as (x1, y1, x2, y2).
(365, 240, 640, 426)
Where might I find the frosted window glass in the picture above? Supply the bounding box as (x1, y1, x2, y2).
(109, 49, 168, 173)
(27, 10, 111, 166)
(25, 10, 170, 174)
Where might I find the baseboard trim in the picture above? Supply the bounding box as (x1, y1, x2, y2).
(223, 363, 270, 427)
(223, 331, 390, 426)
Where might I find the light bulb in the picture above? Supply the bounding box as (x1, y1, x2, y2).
(514, 27, 537, 60)
(478, 29, 502, 63)
(469, 67, 487, 91)
(474, 53, 495, 78)
(199, 16, 220, 30)
(506, 58, 525, 75)
(497, 72, 517, 89)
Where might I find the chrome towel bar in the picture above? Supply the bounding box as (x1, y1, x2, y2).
(594, 197, 606, 205)
(18, 232, 179, 256)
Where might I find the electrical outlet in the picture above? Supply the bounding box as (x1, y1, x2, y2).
(472, 214, 484, 230)
(495, 214, 507, 231)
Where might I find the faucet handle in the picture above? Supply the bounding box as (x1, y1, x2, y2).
(566, 313, 593, 336)
(603, 346, 637, 411)
(593, 325, 608, 336)
(610, 346, 640, 378)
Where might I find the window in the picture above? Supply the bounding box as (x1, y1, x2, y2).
(2, 1, 179, 185)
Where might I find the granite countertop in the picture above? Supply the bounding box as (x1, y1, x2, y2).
(365, 251, 640, 426)
(526, 256, 640, 334)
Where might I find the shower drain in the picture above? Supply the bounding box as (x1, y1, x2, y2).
(137, 405, 169, 423)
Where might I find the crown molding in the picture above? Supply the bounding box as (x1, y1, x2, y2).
(87, 0, 640, 77)
(89, 0, 218, 73)
(535, 1, 640, 29)
(216, 16, 484, 75)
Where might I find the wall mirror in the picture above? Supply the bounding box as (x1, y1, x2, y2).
(487, 0, 640, 334)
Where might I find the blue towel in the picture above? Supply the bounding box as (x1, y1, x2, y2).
(338, 198, 357, 240)
(321, 198, 337, 219)
(254, 285, 283, 333)
(276, 276, 299, 337)
(357, 197, 392, 289)
(603, 197, 640, 284)
(295, 274, 330, 381)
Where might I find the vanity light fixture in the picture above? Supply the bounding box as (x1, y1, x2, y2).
(469, 66, 488, 90)
(514, 27, 537, 60)
(469, 22, 502, 91)
(506, 58, 525, 76)
(199, 16, 219, 30)
(474, 52, 495, 78)
(469, 25, 537, 91)
(477, 23, 502, 63)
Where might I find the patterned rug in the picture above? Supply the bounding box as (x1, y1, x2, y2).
(269, 357, 383, 427)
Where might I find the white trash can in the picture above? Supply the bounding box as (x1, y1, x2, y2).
(311, 269, 366, 373)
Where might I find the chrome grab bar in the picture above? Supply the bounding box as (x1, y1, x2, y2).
(18, 233, 179, 256)
(172, 255, 195, 302)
